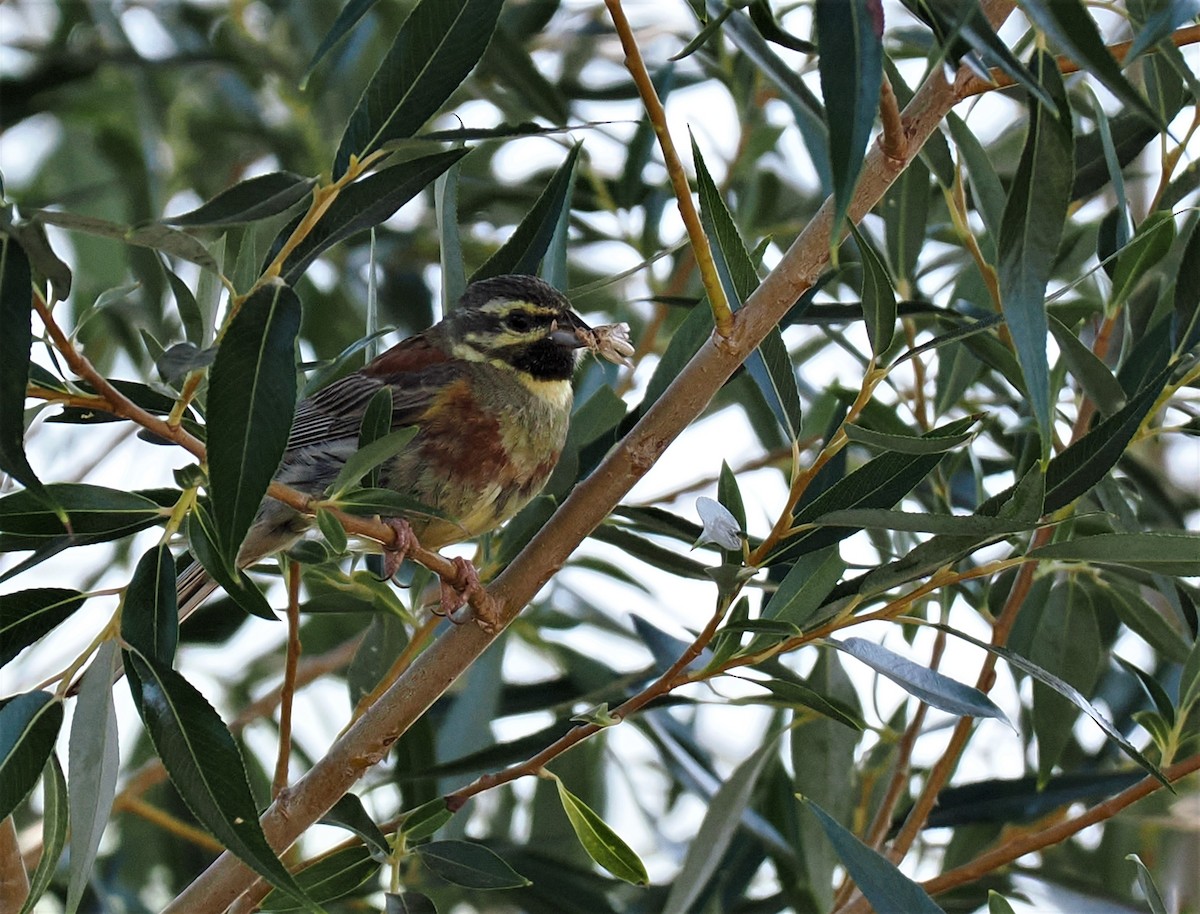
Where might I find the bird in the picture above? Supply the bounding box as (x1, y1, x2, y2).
(177, 273, 593, 625)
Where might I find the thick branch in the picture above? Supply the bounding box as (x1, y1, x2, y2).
(165, 2, 1017, 909)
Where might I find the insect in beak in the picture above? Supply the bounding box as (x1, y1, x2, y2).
(548, 312, 592, 348)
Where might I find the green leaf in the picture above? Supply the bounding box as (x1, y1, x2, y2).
(1180, 639, 1200, 713)
(850, 224, 897, 356)
(124, 651, 316, 909)
(1173, 214, 1200, 356)
(1048, 316, 1126, 415)
(416, 840, 530, 889)
(755, 678, 865, 730)
(0, 588, 86, 666)
(800, 796, 946, 914)
(0, 233, 51, 502)
(261, 846, 380, 910)
(333, 0, 504, 176)
(206, 281, 301, 560)
(65, 641, 120, 914)
(280, 149, 469, 283)
(662, 732, 784, 914)
(988, 890, 1018, 914)
(590, 524, 712, 580)
(0, 690, 63, 821)
(1028, 532, 1200, 577)
(834, 638, 1010, 723)
(436, 160, 466, 313)
(385, 892, 437, 914)
(471, 144, 580, 281)
(121, 544, 179, 665)
(18, 753, 67, 914)
(997, 49, 1073, 461)
(1019, 0, 1160, 126)
(932, 624, 1169, 785)
(843, 420, 977, 454)
(554, 777, 649, 885)
(301, 0, 381, 87)
(327, 427, 418, 499)
(1125, 1, 1200, 63)
(693, 137, 802, 438)
(946, 112, 1006, 248)
(1106, 582, 1191, 664)
(1111, 210, 1176, 307)
(320, 792, 391, 861)
(164, 173, 315, 228)
(32, 210, 219, 273)
(1126, 854, 1169, 914)
(815, 0, 884, 236)
(401, 797, 455, 842)
(328, 487, 445, 521)
(186, 506, 276, 620)
(760, 546, 846, 631)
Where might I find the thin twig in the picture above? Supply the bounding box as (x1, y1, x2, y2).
(604, 0, 734, 337)
(273, 561, 303, 797)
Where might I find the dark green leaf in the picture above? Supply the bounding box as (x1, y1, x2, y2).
(302, 0, 382, 86)
(0, 484, 167, 555)
(327, 427, 418, 498)
(989, 891, 1018, 914)
(1110, 210, 1176, 307)
(946, 112, 1006, 247)
(261, 846, 379, 910)
(385, 892, 438, 914)
(843, 420, 977, 454)
(850, 224, 897, 356)
(834, 638, 1010, 723)
(124, 652, 316, 908)
(0, 691, 63, 821)
(554, 777, 649, 885)
(997, 49, 1073, 460)
(1106, 582, 1191, 664)
(815, 0, 884, 235)
(748, 0, 815, 53)
(186, 506, 276, 621)
(320, 792, 391, 861)
(0, 234, 46, 498)
(416, 840, 530, 889)
(401, 797, 454, 842)
(471, 144, 580, 281)
(760, 546, 846, 630)
(590, 525, 712, 580)
(0, 588, 86, 666)
(813, 508, 1032, 536)
(1048, 316, 1126, 415)
(1126, 854, 1169, 914)
(1125, 1, 1200, 63)
(121, 544, 179, 665)
(333, 0, 504, 176)
(436, 161, 466, 313)
(206, 281, 301, 560)
(328, 487, 445, 521)
(164, 173, 314, 228)
(1174, 215, 1200, 355)
(1028, 532, 1200, 577)
(32, 210, 219, 273)
(281, 149, 469, 282)
(755, 678, 865, 730)
(801, 796, 946, 914)
(19, 753, 67, 914)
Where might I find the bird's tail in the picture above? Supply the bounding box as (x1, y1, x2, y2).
(176, 560, 221, 621)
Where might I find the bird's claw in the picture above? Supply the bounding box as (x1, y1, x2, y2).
(438, 557, 499, 633)
(381, 518, 415, 581)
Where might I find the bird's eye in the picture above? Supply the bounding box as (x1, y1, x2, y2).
(506, 311, 534, 332)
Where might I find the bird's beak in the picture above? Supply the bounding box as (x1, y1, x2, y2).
(548, 310, 592, 348)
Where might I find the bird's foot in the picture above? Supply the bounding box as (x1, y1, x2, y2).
(380, 518, 416, 580)
(438, 557, 499, 633)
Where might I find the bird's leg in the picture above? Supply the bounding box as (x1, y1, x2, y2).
(438, 557, 498, 633)
(380, 517, 416, 580)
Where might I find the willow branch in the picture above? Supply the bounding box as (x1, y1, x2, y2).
(165, 2, 1020, 909)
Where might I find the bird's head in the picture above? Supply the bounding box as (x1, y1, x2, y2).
(444, 274, 592, 382)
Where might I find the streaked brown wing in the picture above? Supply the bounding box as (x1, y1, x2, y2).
(285, 333, 458, 450)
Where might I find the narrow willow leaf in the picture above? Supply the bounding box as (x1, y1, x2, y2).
(0, 234, 47, 499)
(18, 753, 66, 914)
(401, 797, 455, 842)
(1126, 854, 1169, 914)
(0, 690, 63, 821)
(316, 508, 348, 555)
(206, 281, 301, 560)
(1048, 316, 1126, 415)
(1180, 639, 1200, 713)
(124, 651, 317, 909)
(946, 113, 1006, 247)
(260, 846, 380, 910)
(761, 547, 846, 630)
(988, 891, 1018, 914)
(922, 770, 1142, 830)
(436, 159, 466, 312)
(1174, 216, 1200, 355)
(590, 525, 712, 580)
(749, 0, 815, 53)
(66, 641, 120, 914)
(554, 777, 649, 885)
(1107, 582, 1191, 664)
(281, 149, 469, 283)
(471, 144, 580, 281)
(813, 508, 1031, 536)
(1028, 532, 1200, 577)
(333, 0, 504, 176)
(301, 0, 382, 86)
(756, 678, 865, 730)
(1125, 1, 1200, 63)
(843, 420, 977, 454)
(385, 892, 437, 914)
(121, 544, 179, 665)
(1020, 0, 1160, 126)
(801, 796, 946, 914)
(835, 638, 1010, 723)
(186, 506, 276, 621)
(662, 733, 783, 914)
(1111, 210, 1176, 307)
(815, 0, 884, 236)
(693, 137, 802, 437)
(997, 49, 1073, 460)
(164, 173, 314, 228)
(32, 210, 219, 273)
(931, 624, 1169, 785)
(320, 792, 391, 860)
(327, 427, 418, 498)
(416, 840, 530, 889)
(0, 588, 87, 666)
(850, 224, 897, 356)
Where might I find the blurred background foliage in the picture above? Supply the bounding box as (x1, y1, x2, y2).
(2, 0, 1199, 912)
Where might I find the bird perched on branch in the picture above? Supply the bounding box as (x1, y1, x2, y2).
(178, 273, 601, 626)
